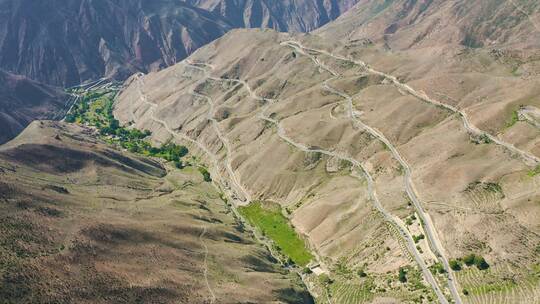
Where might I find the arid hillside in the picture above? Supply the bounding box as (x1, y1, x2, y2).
(0, 70, 68, 144)
(317, 0, 540, 50)
(115, 25, 540, 303)
(0, 120, 312, 303)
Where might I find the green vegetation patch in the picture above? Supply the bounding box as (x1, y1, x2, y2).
(430, 262, 446, 274)
(412, 234, 425, 244)
(239, 202, 313, 266)
(450, 253, 490, 271)
(65, 88, 188, 168)
(198, 167, 212, 182)
(506, 110, 519, 128)
(465, 181, 504, 196)
(528, 165, 540, 177)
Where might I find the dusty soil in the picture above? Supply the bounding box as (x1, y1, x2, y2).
(0, 121, 312, 304)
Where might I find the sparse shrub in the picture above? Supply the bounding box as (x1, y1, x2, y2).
(528, 165, 540, 177)
(198, 167, 211, 182)
(463, 289, 469, 296)
(398, 267, 407, 283)
(463, 254, 476, 266)
(461, 254, 490, 270)
(484, 182, 503, 194)
(358, 269, 367, 278)
(473, 255, 489, 270)
(506, 110, 519, 128)
(318, 274, 333, 286)
(413, 234, 425, 243)
(406, 217, 413, 226)
(174, 160, 184, 169)
(302, 267, 312, 274)
(449, 259, 462, 271)
(431, 262, 446, 274)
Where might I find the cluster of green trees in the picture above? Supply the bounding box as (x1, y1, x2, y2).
(413, 234, 425, 243)
(66, 89, 189, 169)
(430, 262, 446, 274)
(198, 167, 212, 182)
(65, 91, 108, 123)
(449, 253, 489, 271)
(398, 267, 407, 283)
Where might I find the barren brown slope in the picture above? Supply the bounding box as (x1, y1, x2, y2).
(316, 0, 540, 50)
(0, 120, 312, 304)
(0, 70, 68, 144)
(116, 28, 540, 303)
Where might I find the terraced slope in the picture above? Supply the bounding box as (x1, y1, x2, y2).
(115, 29, 540, 303)
(0, 120, 312, 303)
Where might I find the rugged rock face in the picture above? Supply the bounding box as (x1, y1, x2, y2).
(0, 0, 358, 87)
(186, 0, 360, 32)
(0, 70, 68, 143)
(0, 0, 232, 86)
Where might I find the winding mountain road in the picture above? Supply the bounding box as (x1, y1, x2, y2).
(283, 41, 540, 167)
(258, 99, 449, 304)
(191, 88, 253, 204)
(285, 41, 463, 303)
(133, 56, 455, 303)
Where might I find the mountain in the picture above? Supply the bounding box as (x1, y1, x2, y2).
(0, 120, 312, 303)
(0, 0, 359, 144)
(185, 0, 360, 32)
(317, 0, 540, 50)
(114, 10, 540, 303)
(0, 70, 68, 144)
(3, 0, 540, 303)
(0, 0, 233, 87)
(0, 0, 358, 87)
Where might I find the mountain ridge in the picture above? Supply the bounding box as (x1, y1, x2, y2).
(0, 69, 68, 144)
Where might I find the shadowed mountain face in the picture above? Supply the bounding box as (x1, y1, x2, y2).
(0, 0, 232, 87)
(186, 0, 360, 32)
(0, 0, 358, 87)
(0, 70, 68, 144)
